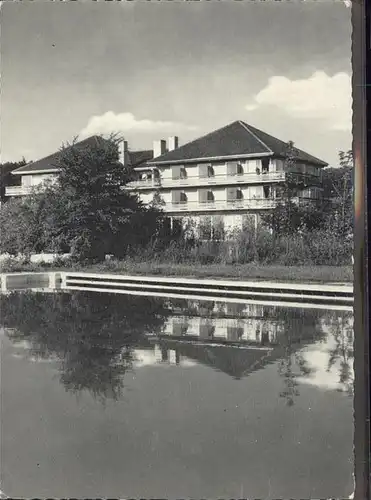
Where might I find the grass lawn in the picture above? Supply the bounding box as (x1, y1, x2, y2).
(81, 261, 353, 283)
(0, 259, 353, 284)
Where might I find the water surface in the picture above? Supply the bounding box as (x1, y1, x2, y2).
(0, 290, 354, 498)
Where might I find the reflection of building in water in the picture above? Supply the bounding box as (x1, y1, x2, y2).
(141, 306, 289, 378)
(133, 341, 275, 379)
(163, 314, 282, 345)
(142, 301, 330, 379)
(134, 345, 182, 366)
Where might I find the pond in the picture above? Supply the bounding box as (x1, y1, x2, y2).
(0, 290, 354, 499)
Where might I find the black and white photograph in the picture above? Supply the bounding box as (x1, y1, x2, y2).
(0, 1, 356, 499)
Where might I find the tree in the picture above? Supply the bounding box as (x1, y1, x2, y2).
(37, 135, 165, 262)
(0, 159, 27, 203)
(0, 192, 53, 256)
(261, 141, 302, 235)
(261, 141, 328, 235)
(321, 149, 353, 238)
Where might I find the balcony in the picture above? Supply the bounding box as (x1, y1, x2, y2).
(5, 185, 34, 197)
(127, 171, 286, 190)
(166, 198, 278, 213)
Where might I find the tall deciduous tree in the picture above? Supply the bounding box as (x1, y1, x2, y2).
(42, 135, 164, 261)
(0, 136, 166, 261)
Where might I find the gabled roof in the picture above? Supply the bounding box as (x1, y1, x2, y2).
(12, 137, 154, 175)
(149, 120, 328, 167)
(157, 338, 276, 379)
(12, 136, 108, 175)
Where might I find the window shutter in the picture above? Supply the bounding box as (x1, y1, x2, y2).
(198, 189, 209, 203)
(199, 164, 209, 178)
(172, 191, 181, 204)
(227, 162, 238, 176)
(226, 187, 237, 201)
(172, 166, 181, 180)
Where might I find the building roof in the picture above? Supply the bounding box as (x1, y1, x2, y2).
(157, 338, 278, 379)
(149, 120, 328, 167)
(129, 150, 154, 168)
(12, 136, 108, 175)
(12, 136, 154, 176)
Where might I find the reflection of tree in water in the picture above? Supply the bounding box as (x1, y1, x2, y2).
(275, 308, 354, 405)
(323, 311, 354, 396)
(274, 308, 325, 407)
(0, 291, 170, 403)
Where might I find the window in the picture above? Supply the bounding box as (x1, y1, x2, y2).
(199, 164, 214, 178)
(172, 191, 187, 204)
(180, 167, 187, 179)
(22, 175, 33, 186)
(237, 163, 244, 175)
(199, 189, 214, 203)
(227, 162, 238, 176)
(226, 187, 243, 202)
(172, 165, 184, 180)
(226, 187, 237, 202)
(227, 326, 244, 341)
(200, 323, 215, 338)
(263, 185, 271, 199)
(261, 158, 270, 173)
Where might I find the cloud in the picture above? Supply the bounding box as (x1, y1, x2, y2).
(245, 71, 352, 132)
(80, 111, 197, 138)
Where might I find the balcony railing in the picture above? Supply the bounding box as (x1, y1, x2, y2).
(5, 185, 34, 196)
(167, 198, 278, 213)
(127, 171, 287, 190)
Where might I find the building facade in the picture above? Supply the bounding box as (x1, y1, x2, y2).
(5, 120, 328, 234)
(127, 120, 328, 235)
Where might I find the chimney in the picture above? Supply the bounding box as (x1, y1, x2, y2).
(119, 140, 130, 167)
(153, 139, 167, 158)
(168, 136, 179, 152)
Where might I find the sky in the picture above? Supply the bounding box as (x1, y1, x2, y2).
(1, 1, 352, 167)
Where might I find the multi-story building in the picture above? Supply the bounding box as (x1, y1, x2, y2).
(4, 136, 139, 197)
(5, 120, 327, 234)
(128, 120, 328, 234)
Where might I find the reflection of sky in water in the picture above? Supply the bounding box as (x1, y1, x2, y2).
(297, 339, 352, 392)
(297, 315, 353, 393)
(7, 321, 354, 394)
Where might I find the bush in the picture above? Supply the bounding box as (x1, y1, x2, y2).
(137, 225, 353, 267)
(305, 230, 353, 266)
